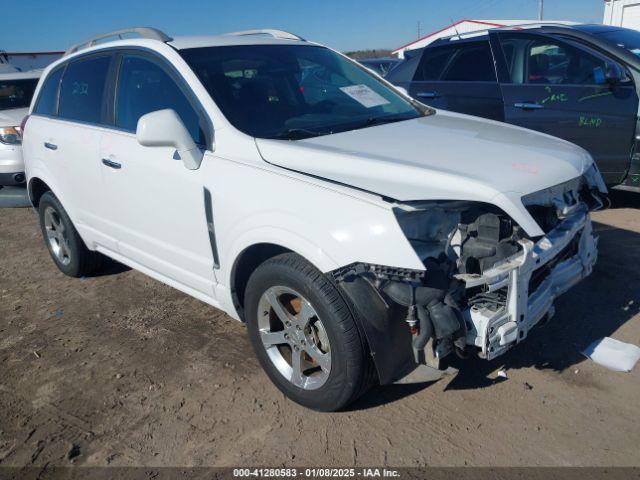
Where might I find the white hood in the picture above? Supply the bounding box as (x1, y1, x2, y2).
(256, 110, 590, 201)
(0, 107, 28, 128)
(256, 110, 593, 236)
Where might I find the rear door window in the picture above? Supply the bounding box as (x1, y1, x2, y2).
(441, 42, 497, 82)
(115, 54, 205, 145)
(58, 55, 111, 124)
(499, 34, 609, 85)
(34, 68, 64, 116)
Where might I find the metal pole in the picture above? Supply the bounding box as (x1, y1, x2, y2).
(538, 0, 544, 21)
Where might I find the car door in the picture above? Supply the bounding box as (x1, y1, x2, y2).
(32, 54, 117, 249)
(407, 40, 504, 121)
(494, 31, 639, 184)
(99, 51, 216, 298)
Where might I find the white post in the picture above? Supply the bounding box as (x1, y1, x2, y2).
(538, 0, 544, 20)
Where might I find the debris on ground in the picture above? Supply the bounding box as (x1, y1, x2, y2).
(497, 370, 508, 379)
(582, 337, 640, 372)
(33, 351, 40, 359)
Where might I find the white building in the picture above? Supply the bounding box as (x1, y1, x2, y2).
(604, 0, 640, 29)
(392, 19, 571, 58)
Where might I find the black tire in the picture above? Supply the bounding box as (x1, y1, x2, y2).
(244, 253, 376, 411)
(38, 191, 102, 277)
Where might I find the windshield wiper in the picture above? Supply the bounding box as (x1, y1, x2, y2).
(351, 114, 416, 131)
(270, 114, 417, 140)
(270, 127, 331, 140)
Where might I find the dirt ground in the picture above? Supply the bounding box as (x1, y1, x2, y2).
(1, 192, 639, 468)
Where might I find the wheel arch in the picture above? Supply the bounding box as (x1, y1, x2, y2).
(28, 176, 53, 209)
(229, 243, 294, 322)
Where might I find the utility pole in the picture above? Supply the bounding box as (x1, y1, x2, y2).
(538, 0, 544, 21)
(417, 21, 422, 39)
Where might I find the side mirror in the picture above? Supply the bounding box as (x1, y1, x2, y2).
(136, 109, 204, 170)
(605, 62, 625, 86)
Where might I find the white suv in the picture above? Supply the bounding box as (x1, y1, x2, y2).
(0, 70, 40, 185)
(23, 28, 608, 411)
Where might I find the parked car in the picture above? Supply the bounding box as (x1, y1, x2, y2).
(357, 57, 401, 77)
(22, 27, 607, 411)
(387, 24, 640, 191)
(0, 70, 40, 185)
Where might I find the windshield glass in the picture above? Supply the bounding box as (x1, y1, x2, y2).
(180, 44, 426, 140)
(0, 78, 38, 110)
(597, 28, 640, 57)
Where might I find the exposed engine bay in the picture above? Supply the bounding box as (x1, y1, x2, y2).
(333, 172, 609, 382)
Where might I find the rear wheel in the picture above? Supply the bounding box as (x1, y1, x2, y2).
(245, 253, 376, 411)
(38, 192, 102, 277)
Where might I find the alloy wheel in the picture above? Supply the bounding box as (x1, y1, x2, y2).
(257, 286, 331, 390)
(43, 206, 71, 266)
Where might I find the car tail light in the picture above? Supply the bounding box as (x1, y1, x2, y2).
(0, 127, 21, 145)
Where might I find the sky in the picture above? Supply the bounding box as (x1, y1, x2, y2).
(2, 0, 606, 53)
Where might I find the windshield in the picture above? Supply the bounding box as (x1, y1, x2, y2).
(180, 44, 426, 140)
(597, 28, 640, 57)
(0, 78, 38, 110)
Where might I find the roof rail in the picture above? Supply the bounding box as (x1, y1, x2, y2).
(64, 27, 173, 56)
(442, 21, 578, 43)
(223, 29, 305, 41)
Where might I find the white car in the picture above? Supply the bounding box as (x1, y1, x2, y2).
(0, 70, 40, 185)
(22, 28, 608, 411)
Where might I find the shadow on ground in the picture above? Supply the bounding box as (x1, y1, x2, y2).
(610, 188, 640, 209)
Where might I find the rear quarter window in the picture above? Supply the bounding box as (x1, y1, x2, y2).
(58, 56, 111, 124)
(414, 46, 457, 81)
(441, 42, 496, 82)
(33, 68, 64, 116)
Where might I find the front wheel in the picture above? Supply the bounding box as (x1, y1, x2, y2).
(244, 253, 376, 411)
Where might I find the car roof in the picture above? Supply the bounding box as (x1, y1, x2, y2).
(431, 22, 591, 46)
(571, 24, 627, 34)
(168, 34, 311, 50)
(61, 27, 315, 60)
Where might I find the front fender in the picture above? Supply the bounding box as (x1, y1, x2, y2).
(222, 225, 341, 288)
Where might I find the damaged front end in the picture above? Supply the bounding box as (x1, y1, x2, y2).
(333, 171, 608, 383)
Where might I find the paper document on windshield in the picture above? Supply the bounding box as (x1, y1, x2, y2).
(582, 337, 640, 372)
(340, 84, 390, 108)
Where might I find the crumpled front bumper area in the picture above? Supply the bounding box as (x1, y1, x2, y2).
(457, 204, 597, 360)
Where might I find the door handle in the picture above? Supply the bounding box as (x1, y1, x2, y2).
(514, 102, 544, 110)
(101, 158, 122, 169)
(44, 142, 58, 150)
(417, 91, 440, 99)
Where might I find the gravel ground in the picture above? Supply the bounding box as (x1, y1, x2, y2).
(0, 192, 639, 468)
